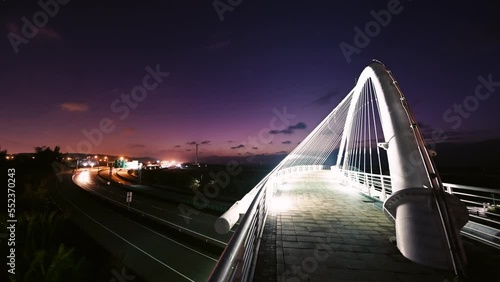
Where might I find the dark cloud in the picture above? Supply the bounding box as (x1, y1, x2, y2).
(206, 39, 231, 50)
(269, 129, 292, 134)
(275, 151, 288, 154)
(304, 90, 340, 107)
(252, 146, 258, 150)
(128, 144, 145, 148)
(186, 140, 210, 145)
(173, 145, 181, 148)
(269, 122, 307, 135)
(205, 31, 232, 50)
(442, 130, 486, 141)
(281, 141, 292, 145)
(185, 149, 192, 152)
(422, 129, 489, 143)
(231, 144, 245, 149)
(228, 140, 235, 143)
(60, 102, 88, 112)
(418, 122, 432, 130)
(289, 122, 307, 130)
(8, 22, 63, 41)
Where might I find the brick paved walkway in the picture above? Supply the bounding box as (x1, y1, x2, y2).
(254, 170, 491, 282)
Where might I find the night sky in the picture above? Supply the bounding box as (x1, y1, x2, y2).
(1, 0, 499, 162)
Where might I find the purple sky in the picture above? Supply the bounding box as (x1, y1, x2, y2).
(1, 0, 499, 162)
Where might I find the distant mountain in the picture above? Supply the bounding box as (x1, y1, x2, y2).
(202, 153, 288, 166)
(432, 139, 500, 168)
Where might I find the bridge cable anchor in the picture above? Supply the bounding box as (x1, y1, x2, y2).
(377, 142, 389, 151)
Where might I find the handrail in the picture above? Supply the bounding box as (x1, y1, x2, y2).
(208, 180, 268, 282)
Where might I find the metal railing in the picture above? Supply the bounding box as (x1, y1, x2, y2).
(335, 168, 500, 248)
(336, 168, 392, 200)
(208, 178, 269, 282)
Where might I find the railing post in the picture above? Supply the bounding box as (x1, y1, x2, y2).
(380, 177, 386, 201)
(365, 173, 371, 197)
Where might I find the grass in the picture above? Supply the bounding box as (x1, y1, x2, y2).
(487, 205, 500, 214)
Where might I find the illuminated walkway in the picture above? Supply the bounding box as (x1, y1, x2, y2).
(253, 170, 499, 282)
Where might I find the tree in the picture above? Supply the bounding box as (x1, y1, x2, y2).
(15, 211, 91, 282)
(33, 146, 62, 172)
(0, 146, 6, 166)
(22, 244, 88, 282)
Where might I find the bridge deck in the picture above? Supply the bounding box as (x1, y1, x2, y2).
(253, 170, 499, 282)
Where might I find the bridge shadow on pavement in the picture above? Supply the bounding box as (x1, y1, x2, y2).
(254, 170, 499, 282)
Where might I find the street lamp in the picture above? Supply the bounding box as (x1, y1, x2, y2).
(138, 163, 142, 184)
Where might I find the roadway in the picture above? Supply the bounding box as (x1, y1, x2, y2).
(109, 167, 233, 211)
(86, 167, 233, 246)
(49, 168, 231, 281)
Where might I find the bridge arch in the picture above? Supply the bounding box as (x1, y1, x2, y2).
(336, 60, 467, 274)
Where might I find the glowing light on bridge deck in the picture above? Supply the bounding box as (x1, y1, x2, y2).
(269, 196, 293, 212)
